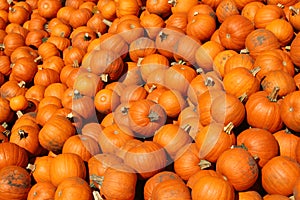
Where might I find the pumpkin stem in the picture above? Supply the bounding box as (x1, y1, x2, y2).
(100, 74, 109, 82)
(66, 112, 75, 123)
(204, 77, 215, 86)
(240, 48, 249, 54)
(238, 93, 248, 103)
(34, 55, 42, 63)
(84, 33, 91, 41)
(26, 163, 36, 173)
(168, 0, 176, 6)
(285, 45, 291, 51)
(289, 6, 299, 15)
(18, 81, 26, 88)
(196, 68, 204, 74)
(250, 67, 260, 77)
(289, 195, 296, 200)
(102, 19, 112, 27)
(120, 106, 129, 115)
(148, 110, 160, 122)
(182, 124, 192, 133)
(1, 122, 8, 129)
(137, 57, 143, 67)
(18, 129, 28, 139)
(148, 84, 157, 93)
(231, 143, 248, 151)
(277, 3, 284, 8)
(16, 110, 23, 118)
(267, 86, 280, 102)
(2, 130, 10, 137)
(90, 174, 104, 188)
(159, 31, 168, 42)
(0, 43, 4, 50)
(224, 122, 234, 134)
(73, 89, 83, 99)
(93, 191, 104, 200)
(198, 159, 211, 169)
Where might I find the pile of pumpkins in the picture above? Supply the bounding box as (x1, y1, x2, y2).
(1, 0, 300, 199)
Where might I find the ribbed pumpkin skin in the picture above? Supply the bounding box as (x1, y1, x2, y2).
(0, 165, 31, 200)
(192, 175, 235, 200)
(262, 156, 300, 196)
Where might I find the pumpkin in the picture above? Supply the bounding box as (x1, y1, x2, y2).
(153, 123, 192, 159)
(0, 80, 26, 100)
(218, 15, 254, 51)
(145, 0, 172, 18)
(197, 89, 225, 126)
(151, 179, 191, 200)
(69, 8, 93, 29)
(116, 19, 144, 44)
(213, 49, 238, 78)
(10, 57, 38, 83)
(165, 12, 188, 32)
(187, 72, 224, 106)
(263, 194, 291, 200)
(223, 67, 260, 100)
(129, 37, 156, 62)
(38, 115, 76, 153)
(155, 27, 185, 59)
(174, 143, 211, 181)
(0, 142, 28, 170)
(261, 70, 296, 98)
(116, 0, 141, 17)
(215, 0, 239, 23)
(57, 6, 76, 24)
(139, 53, 169, 82)
(87, 13, 108, 35)
(186, 14, 216, 43)
(241, 1, 264, 23)
(289, 3, 300, 31)
(120, 84, 148, 103)
(216, 147, 259, 191)
(238, 191, 262, 200)
(123, 141, 167, 179)
(187, 4, 216, 22)
(158, 89, 187, 118)
(144, 173, 182, 200)
(262, 156, 300, 196)
(173, 35, 201, 66)
(94, 88, 120, 114)
(274, 129, 299, 161)
(0, 97, 12, 123)
(191, 175, 235, 200)
(25, 29, 49, 49)
(0, 165, 31, 200)
(50, 153, 86, 187)
(224, 53, 254, 75)
(113, 102, 133, 128)
(88, 49, 124, 82)
(164, 64, 197, 96)
(27, 182, 56, 200)
(245, 88, 283, 133)
(253, 49, 295, 82)
(37, 0, 62, 19)
(128, 99, 166, 137)
(42, 55, 65, 73)
(290, 33, 300, 67)
(237, 128, 279, 167)
(10, 124, 41, 155)
(195, 122, 235, 163)
(265, 19, 294, 46)
(62, 135, 101, 162)
(27, 156, 53, 183)
(140, 12, 165, 40)
(254, 5, 285, 29)
(7, 94, 28, 112)
(88, 153, 123, 188)
(0, 55, 12, 76)
(187, 169, 221, 189)
(98, 124, 134, 154)
(119, 62, 144, 86)
(8, 5, 30, 25)
(210, 92, 246, 127)
(98, 164, 137, 200)
(115, 138, 143, 160)
(244, 28, 280, 59)
(55, 177, 92, 200)
(194, 40, 225, 72)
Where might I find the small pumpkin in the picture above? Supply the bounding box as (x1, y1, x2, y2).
(0, 166, 31, 200)
(27, 182, 56, 200)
